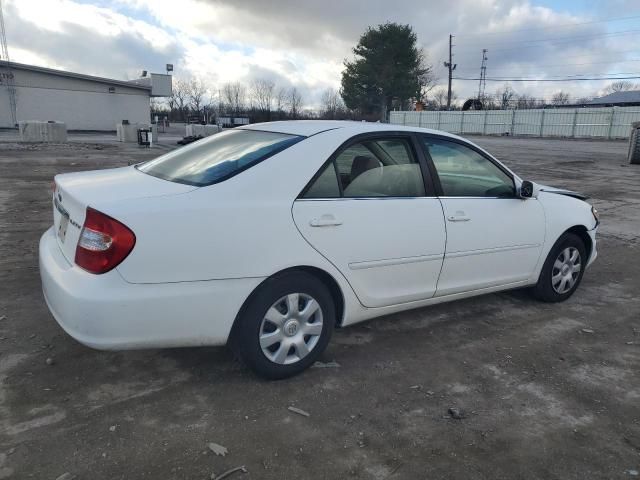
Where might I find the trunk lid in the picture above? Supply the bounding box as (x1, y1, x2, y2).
(52, 166, 196, 265)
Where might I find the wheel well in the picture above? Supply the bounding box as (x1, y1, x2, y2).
(294, 266, 345, 326)
(230, 266, 346, 343)
(565, 225, 592, 259)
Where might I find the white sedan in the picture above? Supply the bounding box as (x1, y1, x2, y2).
(40, 121, 599, 378)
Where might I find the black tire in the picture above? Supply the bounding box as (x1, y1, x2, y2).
(532, 232, 587, 302)
(232, 271, 335, 380)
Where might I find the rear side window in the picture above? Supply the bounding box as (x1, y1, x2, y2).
(138, 129, 303, 186)
(304, 163, 341, 198)
(303, 137, 425, 198)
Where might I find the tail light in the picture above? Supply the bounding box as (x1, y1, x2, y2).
(75, 207, 136, 274)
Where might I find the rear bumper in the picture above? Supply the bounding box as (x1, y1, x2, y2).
(39, 227, 263, 350)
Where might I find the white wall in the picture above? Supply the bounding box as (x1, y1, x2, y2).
(390, 107, 640, 139)
(0, 66, 150, 130)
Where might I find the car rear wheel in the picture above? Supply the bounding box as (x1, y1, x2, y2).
(233, 272, 335, 379)
(532, 232, 586, 302)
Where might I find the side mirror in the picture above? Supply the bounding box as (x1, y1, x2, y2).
(520, 180, 534, 199)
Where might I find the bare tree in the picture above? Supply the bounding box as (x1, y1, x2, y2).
(287, 87, 303, 118)
(202, 91, 219, 124)
(167, 91, 177, 112)
(431, 87, 449, 110)
(320, 88, 344, 119)
(495, 84, 516, 109)
(215, 89, 227, 117)
(187, 78, 208, 117)
(416, 58, 438, 102)
(603, 81, 637, 94)
(516, 94, 538, 109)
(417, 52, 436, 104)
(551, 91, 570, 106)
(575, 96, 594, 105)
(275, 87, 288, 116)
(150, 97, 168, 118)
(171, 78, 190, 121)
(222, 82, 246, 115)
(250, 79, 276, 114)
(482, 95, 497, 110)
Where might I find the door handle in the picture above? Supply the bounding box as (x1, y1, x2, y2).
(310, 215, 343, 227)
(447, 215, 470, 222)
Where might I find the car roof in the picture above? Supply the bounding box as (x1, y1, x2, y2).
(240, 120, 464, 139)
(240, 120, 517, 180)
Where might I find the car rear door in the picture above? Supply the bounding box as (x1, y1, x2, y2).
(292, 133, 446, 308)
(419, 135, 545, 296)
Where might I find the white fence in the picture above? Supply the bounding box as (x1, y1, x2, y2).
(389, 106, 640, 139)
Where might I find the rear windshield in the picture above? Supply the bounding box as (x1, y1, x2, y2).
(138, 129, 304, 186)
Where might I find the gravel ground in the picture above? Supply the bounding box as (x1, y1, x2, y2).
(0, 134, 638, 479)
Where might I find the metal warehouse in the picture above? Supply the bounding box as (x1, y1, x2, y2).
(0, 61, 171, 131)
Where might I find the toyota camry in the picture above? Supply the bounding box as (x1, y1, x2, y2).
(39, 120, 599, 378)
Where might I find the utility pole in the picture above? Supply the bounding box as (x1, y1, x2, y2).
(444, 34, 456, 110)
(477, 49, 488, 104)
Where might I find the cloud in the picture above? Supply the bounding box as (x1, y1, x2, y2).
(4, 0, 640, 108)
(4, 0, 182, 78)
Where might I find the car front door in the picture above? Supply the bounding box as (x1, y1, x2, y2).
(292, 134, 446, 308)
(419, 135, 545, 297)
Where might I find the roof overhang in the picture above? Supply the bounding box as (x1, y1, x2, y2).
(0, 60, 152, 92)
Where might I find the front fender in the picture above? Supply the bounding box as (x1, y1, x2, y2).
(529, 191, 597, 282)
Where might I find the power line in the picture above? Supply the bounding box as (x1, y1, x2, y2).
(458, 38, 640, 53)
(456, 59, 640, 74)
(560, 49, 640, 59)
(552, 71, 640, 77)
(456, 28, 640, 49)
(457, 69, 640, 77)
(455, 49, 640, 62)
(455, 14, 640, 37)
(458, 71, 640, 78)
(454, 75, 640, 82)
(450, 94, 590, 101)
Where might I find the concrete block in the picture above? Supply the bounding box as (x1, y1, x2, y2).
(18, 121, 67, 142)
(117, 123, 139, 143)
(628, 121, 640, 165)
(185, 124, 221, 138)
(117, 123, 156, 143)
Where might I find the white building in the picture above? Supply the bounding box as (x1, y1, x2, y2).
(0, 61, 171, 131)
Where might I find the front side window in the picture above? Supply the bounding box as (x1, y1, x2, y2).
(304, 137, 425, 198)
(138, 129, 303, 186)
(422, 137, 515, 197)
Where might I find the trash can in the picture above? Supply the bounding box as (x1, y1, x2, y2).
(628, 121, 640, 165)
(137, 128, 152, 148)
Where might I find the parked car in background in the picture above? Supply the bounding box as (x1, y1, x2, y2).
(217, 116, 250, 128)
(40, 121, 599, 378)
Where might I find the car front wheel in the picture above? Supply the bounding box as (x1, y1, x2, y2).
(233, 272, 335, 379)
(532, 232, 587, 302)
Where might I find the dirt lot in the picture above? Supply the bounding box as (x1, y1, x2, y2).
(0, 134, 639, 479)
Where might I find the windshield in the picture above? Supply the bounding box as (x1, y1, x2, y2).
(138, 129, 304, 186)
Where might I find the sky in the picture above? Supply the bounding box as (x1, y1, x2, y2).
(3, 0, 640, 109)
